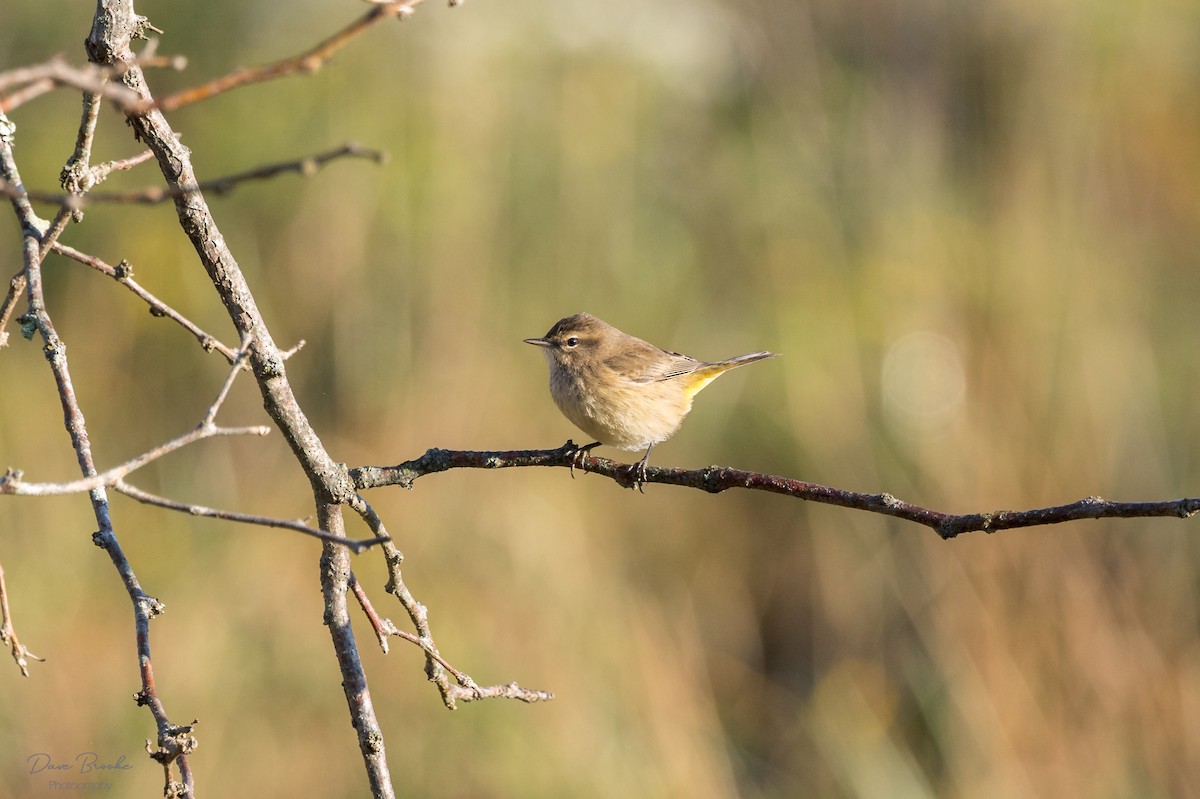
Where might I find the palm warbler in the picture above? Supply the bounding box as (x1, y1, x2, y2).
(525, 312, 777, 487)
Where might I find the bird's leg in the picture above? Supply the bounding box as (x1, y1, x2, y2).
(629, 444, 654, 492)
(568, 441, 602, 478)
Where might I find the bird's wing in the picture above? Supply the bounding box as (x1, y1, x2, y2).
(604, 342, 701, 384)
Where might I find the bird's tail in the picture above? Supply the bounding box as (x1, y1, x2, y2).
(682, 351, 778, 398)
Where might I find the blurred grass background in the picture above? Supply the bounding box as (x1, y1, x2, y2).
(3, 0, 1200, 796)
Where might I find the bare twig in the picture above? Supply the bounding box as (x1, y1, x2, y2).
(205, 335, 251, 416)
(346, 492, 392, 543)
(0, 112, 93, 351)
(389, 620, 554, 706)
(50, 243, 239, 361)
(0, 142, 388, 208)
(56, 59, 153, 213)
(370, 536, 549, 709)
(349, 571, 396, 653)
(37, 207, 77, 262)
(351, 442, 1200, 540)
(92, 148, 157, 176)
(0, 559, 44, 677)
(0, 381, 270, 499)
(0, 57, 139, 111)
(449, 681, 556, 704)
(0, 53, 183, 114)
(59, 85, 105, 196)
(0, 268, 23, 349)
(115, 481, 388, 554)
(156, 1, 435, 112)
(63, 146, 156, 195)
(0, 334, 384, 552)
(0, 79, 54, 115)
(348, 571, 553, 704)
(0, 414, 265, 495)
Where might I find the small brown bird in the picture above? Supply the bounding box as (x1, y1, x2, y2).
(525, 313, 777, 488)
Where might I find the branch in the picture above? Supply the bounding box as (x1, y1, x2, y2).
(95, 4, 408, 795)
(318, 503, 394, 797)
(350, 442, 1200, 540)
(0, 142, 388, 208)
(0, 120, 196, 796)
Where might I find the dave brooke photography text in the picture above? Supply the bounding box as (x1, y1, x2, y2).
(27, 752, 132, 792)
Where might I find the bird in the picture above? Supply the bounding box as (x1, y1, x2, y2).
(525, 312, 777, 489)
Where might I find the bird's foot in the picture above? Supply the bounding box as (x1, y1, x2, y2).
(627, 459, 648, 493)
(566, 440, 602, 479)
(627, 445, 654, 493)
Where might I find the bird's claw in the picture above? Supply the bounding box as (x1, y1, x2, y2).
(566, 441, 601, 479)
(627, 460, 648, 493)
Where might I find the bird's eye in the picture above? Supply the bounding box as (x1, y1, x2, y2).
(565, 337, 579, 347)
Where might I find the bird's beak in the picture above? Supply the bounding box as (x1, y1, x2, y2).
(524, 337, 551, 347)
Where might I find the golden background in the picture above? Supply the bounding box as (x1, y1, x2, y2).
(3, 0, 1200, 796)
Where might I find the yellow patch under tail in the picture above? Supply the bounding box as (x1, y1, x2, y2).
(680, 352, 777, 400)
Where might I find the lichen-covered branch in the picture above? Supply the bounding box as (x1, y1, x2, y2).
(351, 442, 1200, 540)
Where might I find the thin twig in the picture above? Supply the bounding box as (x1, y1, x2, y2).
(64, 147, 156, 195)
(205, 332, 254, 419)
(0, 417, 270, 497)
(346, 492, 391, 542)
(373, 535, 553, 709)
(350, 571, 396, 652)
(347, 571, 552, 703)
(0, 268, 24, 349)
(59, 83, 105, 196)
(0, 335, 383, 552)
(50, 243, 239, 360)
(351, 442, 1200, 540)
(0, 58, 138, 111)
(0, 78, 54, 115)
(0, 55, 181, 114)
(37, 207, 78, 263)
(156, 1, 433, 112)
(389, 625, 554, 705)
(0, 117, 78, 351)
(0, 142, 387, 208)
(94, 148, 157, 175)
(0, 559, 44, 677)
(115, 481, 388, 554)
